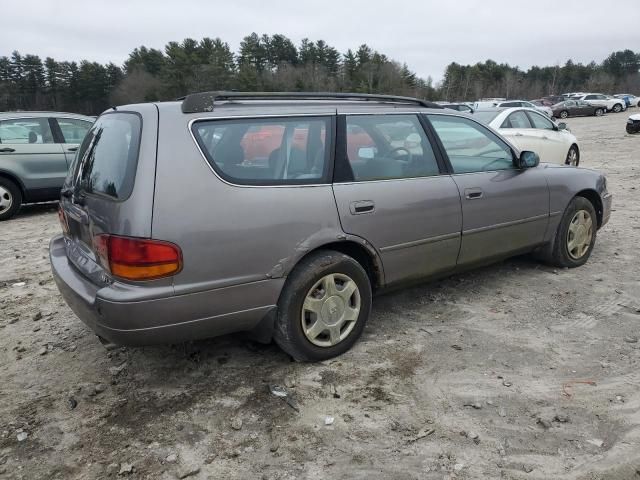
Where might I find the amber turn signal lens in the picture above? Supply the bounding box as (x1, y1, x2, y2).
(93, 234, 182, 281)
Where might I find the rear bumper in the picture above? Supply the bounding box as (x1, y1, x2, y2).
(49, 235, 283, 345)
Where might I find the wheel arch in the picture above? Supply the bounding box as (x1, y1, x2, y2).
(0, 170, 26, 199)
(286, 239, 384, 291)
(575, 189, 603, 228)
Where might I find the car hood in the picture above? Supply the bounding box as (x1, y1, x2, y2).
(629, 113, 640, 121)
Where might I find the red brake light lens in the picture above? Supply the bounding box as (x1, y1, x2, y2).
(93, 234, 182, 281)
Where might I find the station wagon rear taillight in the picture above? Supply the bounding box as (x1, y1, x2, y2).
(58, 206, 70, 236)
(93, 234, 182, 281)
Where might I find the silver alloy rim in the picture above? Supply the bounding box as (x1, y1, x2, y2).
(301, 273, 361, 347)
(567, 209, 593, 260)
(0, 185, 12, 213)
(567, 148, 578, 166)
(596, 109, 603, 116)
(561, 111, 568, 118)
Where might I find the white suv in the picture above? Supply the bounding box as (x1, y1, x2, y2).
(575, 94, 626, 113)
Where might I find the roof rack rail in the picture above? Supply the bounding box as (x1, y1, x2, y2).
(181, 91, 443, 113)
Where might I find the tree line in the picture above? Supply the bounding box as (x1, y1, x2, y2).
(1, 33, 639, 115)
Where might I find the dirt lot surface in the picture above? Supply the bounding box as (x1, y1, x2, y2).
(1, 112, 639, 480)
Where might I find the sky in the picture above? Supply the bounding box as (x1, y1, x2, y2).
(2, 0, 639, 82)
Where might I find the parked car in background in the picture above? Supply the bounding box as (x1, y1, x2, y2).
(574, 93, 626, 113)
(474, 107, 581, 165)
(50, 91, 611, 361)
(542, 95, 566, 105)
(627, 113, 640, 134)
(440, 102, 474, 113)
(614, 94, 639, 107)
(0, 112, 94, 220)
(493, 100, 553, 117)
(551, 100, 605, 119)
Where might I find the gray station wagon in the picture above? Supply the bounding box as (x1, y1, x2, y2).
(50, 92, 612, 361)
(0, 111, 94, 220)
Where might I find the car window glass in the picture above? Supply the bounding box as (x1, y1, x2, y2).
(566, 101, 576, 107)
(0, 118, 54, 144)
(57, 118, 92, 144)
(502, 111, 532, 129)
(528, 112, 555, 130)
(192, 117, 331, 185)
(428, 115, 514, 174)
(77, 113, 141, 199)
(344, 115, 439, 181)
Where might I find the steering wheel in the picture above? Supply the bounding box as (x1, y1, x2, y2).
(388, 146, 413, 164)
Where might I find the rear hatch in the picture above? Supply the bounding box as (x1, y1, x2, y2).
(59, 105, 159, 286)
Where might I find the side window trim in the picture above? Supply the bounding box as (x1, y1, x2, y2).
(191, 115, 336, 187)
(48, 118, 65, 143)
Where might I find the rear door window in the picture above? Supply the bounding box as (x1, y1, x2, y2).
(192, 116, 332, 185)
(0, 118, 54, 144)
(75, 113, 141, 199)
(501, 111, 532, 129)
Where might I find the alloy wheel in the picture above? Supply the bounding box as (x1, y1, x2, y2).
(301, 273, 361, 347)
(566, 147, 579, 166)
(567, 209, 593, 260)
(0, 185, 13, 214)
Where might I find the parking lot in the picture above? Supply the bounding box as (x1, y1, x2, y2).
(0, 112, 638, 479)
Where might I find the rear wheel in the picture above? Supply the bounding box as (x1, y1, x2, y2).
(274, 250, 372, 362)
(612, 103, 623, 113)
(559, 110, 569, 119)
(565, 145, 580, 166)
(594, 108, 604, 116)
(0, 178, 21, 221)
(549, 196, 597, 268)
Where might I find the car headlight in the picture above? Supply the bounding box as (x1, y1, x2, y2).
(628, 119, 634, 124)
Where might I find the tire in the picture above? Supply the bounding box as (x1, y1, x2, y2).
(627, 124, 638, 134)
(548, 196, 597, 268)
(612, 103, 622, 113)
(0, 178, 22, 221)
(565, 145, 580, 166)
(273, 250, 372, 362)
(594, 108, 604, 117)
(559, 110, 569, 119)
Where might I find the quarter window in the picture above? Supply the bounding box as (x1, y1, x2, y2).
(0, 118, 54, 144)
(343, 115, 439, 181)
(192, 117, 331, 185)
(428, 115, 514, 174)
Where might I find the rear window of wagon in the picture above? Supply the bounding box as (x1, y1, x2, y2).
(75, 113, 141, 200)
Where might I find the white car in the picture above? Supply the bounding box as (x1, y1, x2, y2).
(614, 94, 639, 108)
(574, 93, 626, 113)
(494, 100, 553, 117)
(474, 107, 581, 166)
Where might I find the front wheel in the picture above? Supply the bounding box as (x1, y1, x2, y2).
(612, 103, 622, 113)
(565, 145, 580, 166)
(594, 108, 604, 116)
(549, 197, 597, 268)
(0, 178, 22, 221)
(274, 250, 372, 362)
(559, 110, 569, 119)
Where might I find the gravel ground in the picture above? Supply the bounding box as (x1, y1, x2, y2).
(0, 112, 639, 480)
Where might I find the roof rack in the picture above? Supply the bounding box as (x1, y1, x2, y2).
(181, 91, 443, 113)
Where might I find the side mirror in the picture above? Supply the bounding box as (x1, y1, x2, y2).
(518, 151, 540, 168)
(557, 122, 568, 131)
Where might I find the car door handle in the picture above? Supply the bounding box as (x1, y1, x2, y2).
(350, 200, 375, 214)
(514, 133, 523, 137)
(0, 147, 15, 152)
(464, 188, 483, 199)
(66, 147, 78, 152)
